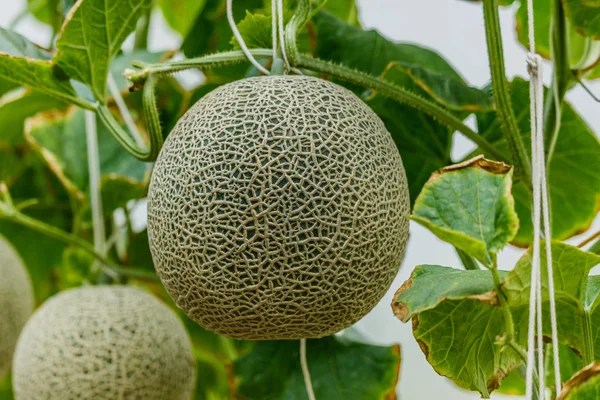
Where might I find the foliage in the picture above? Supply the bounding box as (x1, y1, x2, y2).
(0, 0, 599, 398)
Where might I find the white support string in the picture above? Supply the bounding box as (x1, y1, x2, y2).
(524, 0, 561, 398)
(85, 111, 118, 281)
(300, 339, 316, 400)
(84, 111, 105, 256)
(227, 0, 270, 75)
(276, 0, 291, 70)
(272, 0, 278, 62)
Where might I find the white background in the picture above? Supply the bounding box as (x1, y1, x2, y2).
(1, 0, 599, 399)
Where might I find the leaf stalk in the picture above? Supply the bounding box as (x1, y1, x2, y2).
(124, 50, 506, 162)
(0, 183, 157, 282)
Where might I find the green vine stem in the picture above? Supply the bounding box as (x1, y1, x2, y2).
(126, 49, 274, 85)
(583, 311, 595, 366)
(284, 0, 310, 66)
(142, 73, 163, 150)
(544, 0, 571, 164)
(125, 50, 506, 161)
(97, 70, 164, 162)
(0, 184, 158, 282)
(483, 0, 532, 192)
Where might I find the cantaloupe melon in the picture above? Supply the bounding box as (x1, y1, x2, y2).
(0, 235, 34, 379)
(12, 286, 196, 399)
(147, 75, 410, 340)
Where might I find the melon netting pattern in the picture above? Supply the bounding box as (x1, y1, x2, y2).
(0, 235, 33, 378)
(148, 75, 410, 340)
(12, 286, 195, 400)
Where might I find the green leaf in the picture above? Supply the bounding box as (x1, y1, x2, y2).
(410, 156, 518, 265)
(0, 150, 22, 184)
(557, 363, 600, 400)
(28, 0, 63, 32)
(0, 29, 79, 104)
(0, 89, 66, 147)
(314, 0, 360, 24)
(182, 0, 263, 57)
(476, 78, 600, 245)
(0, 28, 51, 60)
(503, 242, 600, 362)
(311, 11, 493, 203)
(547, 345, 584, 389)
(0, 78, 18, 97)
(563, 0, 600, 39)
(392, 265, 519, 397)
(312, 11, 464, 80)
(231, 11, 272, 49)
(25, 107, 148, 204)
(515, 0, 591, 65)
(53, 0, 153, 101)
(230, 10, 312, 54)
(158, 0, 207, 38)
(496, 366, 526, 396)
(233, 336, 400, 399)
(392, 264, 502, 321)
(181, 0, 264, 82)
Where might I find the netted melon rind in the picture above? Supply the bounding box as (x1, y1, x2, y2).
(0, 235, 34, 379)
(148, 75, 410, 340)
(12, 286, 196, 400)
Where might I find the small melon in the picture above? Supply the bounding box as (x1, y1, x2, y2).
(12, 286, 196, 399)
(0, 235, 34, 379)
(147, 75, 410, 340)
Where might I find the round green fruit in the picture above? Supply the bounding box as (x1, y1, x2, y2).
(148, 75, 410, 340)
(12, 286, 195, 399)
(0, 235, 34, 379)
